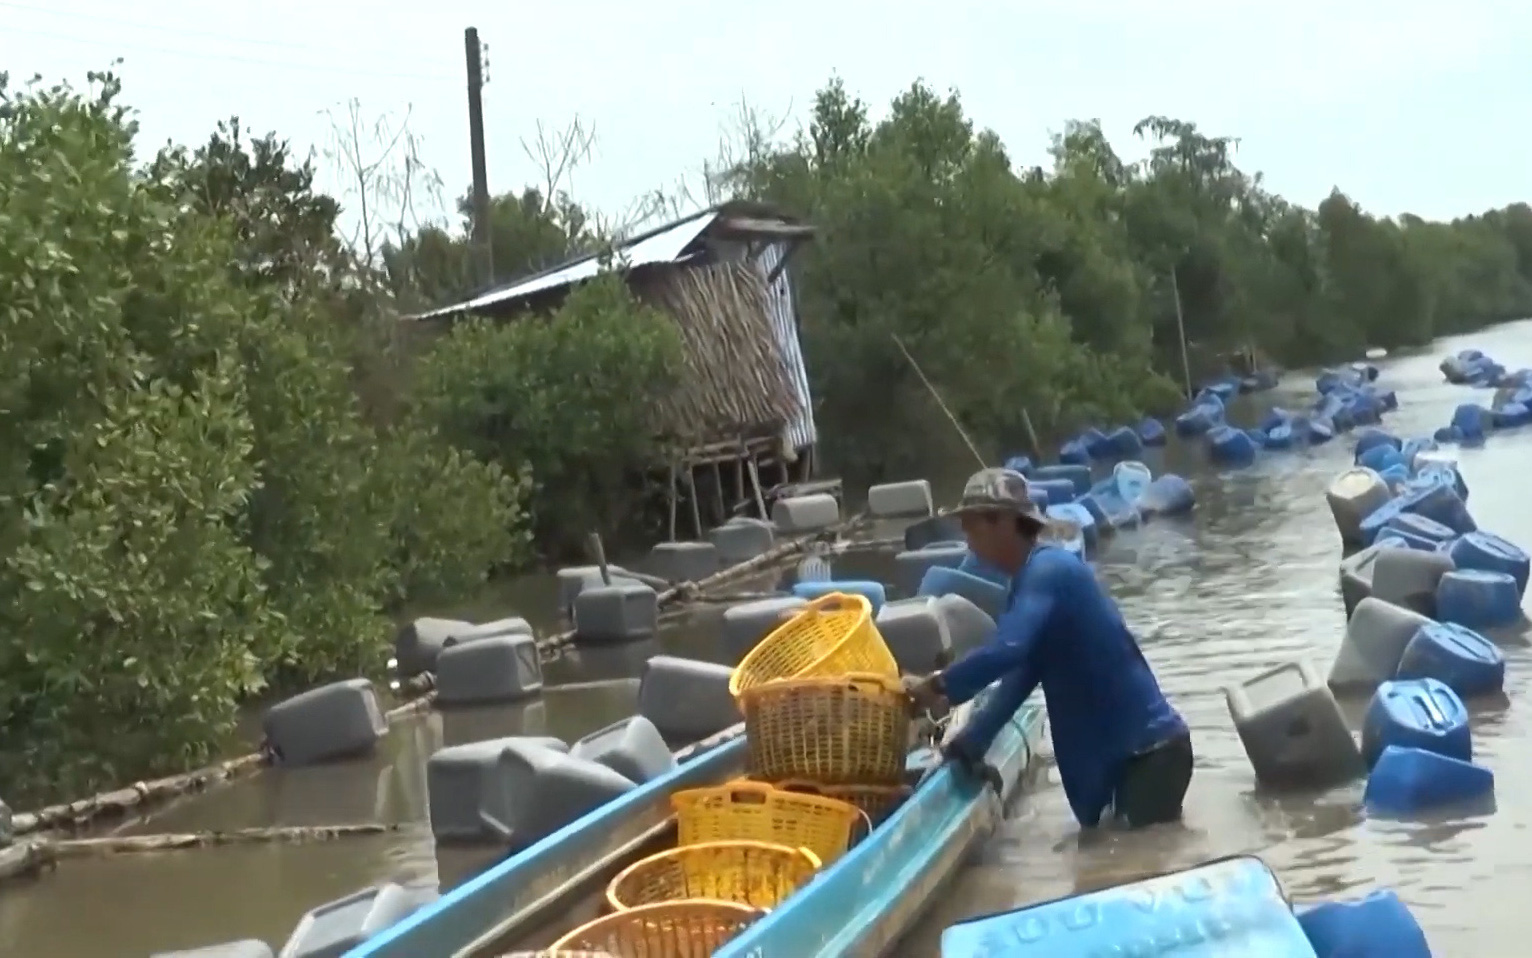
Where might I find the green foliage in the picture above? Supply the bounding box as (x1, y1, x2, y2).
(389, 75, 1532, 504)
(3, 362, 271, 795)
(410, 276, 683, 557)
(695, 78, 1532, 478)
(711, 81, 1183, 480)
(0, 73, 529, 802)
(380, 425, 533, 607)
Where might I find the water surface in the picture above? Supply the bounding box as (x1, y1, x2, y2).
(908, 321, 1532, 953)
(6, 322, 1532, 956)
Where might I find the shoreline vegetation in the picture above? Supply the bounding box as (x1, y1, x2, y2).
(4, 68, 1532, 805)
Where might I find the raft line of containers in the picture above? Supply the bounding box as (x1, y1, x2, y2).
(1170, 361, 1396, 468)
(1234, 410, 1532, 957)
(878, 423, 1201, 624)
(1034, 367, 1282, 474)
(1434, 347, 1532, 445)
(1323, 423, 1528, 818)
(545, 591, 914, 954)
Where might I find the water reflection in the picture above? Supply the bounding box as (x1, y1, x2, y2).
(10, 324, 1532, 954)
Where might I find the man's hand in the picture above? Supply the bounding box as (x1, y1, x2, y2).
(901, 672, 947, 711)
(944, 736, 1004, 792)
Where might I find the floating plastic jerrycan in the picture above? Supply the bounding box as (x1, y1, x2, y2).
(1112, 461, 1152, 505)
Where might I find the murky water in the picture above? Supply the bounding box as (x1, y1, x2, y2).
(6, 322, 1532, 956)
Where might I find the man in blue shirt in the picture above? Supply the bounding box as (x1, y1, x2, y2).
(905, 468, 1192, 829)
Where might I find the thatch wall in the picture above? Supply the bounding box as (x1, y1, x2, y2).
(632, 262, 804, 448)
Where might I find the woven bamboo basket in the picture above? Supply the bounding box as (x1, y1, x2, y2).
(737, 672, 912, 784)
(606, 840, 821, 911)
(550, 899, 763, 956)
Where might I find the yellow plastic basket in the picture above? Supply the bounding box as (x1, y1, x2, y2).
(778, 780, 915, 828)
(605, 840, 822, 911)
(738, 672, 913, 784)
(550, 899, 762, 956)
(728, 592, 897, 697)
(671, 780, 866, 865)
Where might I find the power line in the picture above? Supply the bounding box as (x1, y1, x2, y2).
(3, 26, 455, 84)
(0, 2, 417, 60)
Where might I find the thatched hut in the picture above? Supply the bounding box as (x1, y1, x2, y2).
(408, 201, 824, 534)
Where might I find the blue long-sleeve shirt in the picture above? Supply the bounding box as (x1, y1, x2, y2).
(942, 544, 1186, 827)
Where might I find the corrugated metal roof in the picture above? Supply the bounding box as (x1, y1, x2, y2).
(412, 210, 719, 320)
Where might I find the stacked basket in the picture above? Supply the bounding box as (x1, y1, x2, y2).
(547, 592, 913, 957)
(727, 592, 913, 822)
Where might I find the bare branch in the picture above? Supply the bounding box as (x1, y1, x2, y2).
(320, 99, 445, 270)
(664, 95, 794, 210)
(520, 116, 597, 214)
(586, 190, 674, 244)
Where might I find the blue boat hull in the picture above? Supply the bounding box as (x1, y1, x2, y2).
(715, 702, 1044, 958)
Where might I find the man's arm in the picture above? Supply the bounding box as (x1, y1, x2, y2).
(946, 665, 1039, 764)
(938, 550, 1069, 704)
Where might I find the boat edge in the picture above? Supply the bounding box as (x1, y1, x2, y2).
(714, 702, 1045, 958)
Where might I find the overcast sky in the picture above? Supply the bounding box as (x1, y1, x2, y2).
(3, 0, 1526, 238)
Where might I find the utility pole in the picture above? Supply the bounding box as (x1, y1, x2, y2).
(464, 27, 494, 289)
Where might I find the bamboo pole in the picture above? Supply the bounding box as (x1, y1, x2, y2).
(58, 823, 404, 858)
(586, 532, 612, 586)
(675, 591, 786, 605)
(1170, 267, 1194, 399)
(9, 752, 269, 838)
(1, 721, 747, 890)
(0, 824, 385, 884)
(10, 690, 442, 840)
(745, 455, 768, 520)
(1020, 408, 1043, 460)
(891, 334, 986, 469)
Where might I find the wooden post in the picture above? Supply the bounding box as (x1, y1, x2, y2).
(685, 464, 704, 539)
(891, 333, 987, 469)
(1170, 266, 1194, 399)
(666, 462, 679, 542)
(746, 456, 769, 520)
(1020, 408, 1043, 459)
(732, 452, 745, 517)
(585, 533, 611, 585)
(710, 460, 726, 525)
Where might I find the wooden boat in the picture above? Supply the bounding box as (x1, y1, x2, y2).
(344, 698, 1043, 958)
